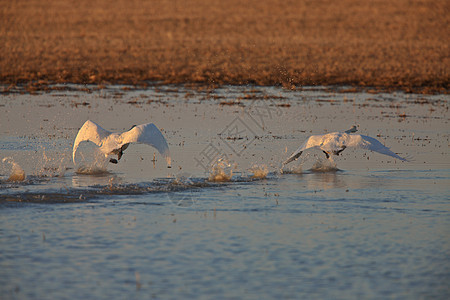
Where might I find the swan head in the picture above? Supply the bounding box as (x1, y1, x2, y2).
(345, 125, 359, 134)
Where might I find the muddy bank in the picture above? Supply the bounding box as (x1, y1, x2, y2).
(1, 0, 449, 93)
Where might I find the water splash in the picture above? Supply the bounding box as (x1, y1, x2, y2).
(281, 164, 302, 174)
(310, 157, 339, 172)
(0, 137, 72, 179)
(75, 149, 110, 175)
(171, 172, 194, 186)
(249, 164, 268, 179)
(2, 157, 26, 182)
(36, 149, 70, 177)
(208, 158, 233, 182)
(280, 152, 313, 174)
(281, 152, 339, 173)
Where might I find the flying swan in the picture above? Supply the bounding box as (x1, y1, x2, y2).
(283, 126, 408, 166)
(73, 120, 171, 167)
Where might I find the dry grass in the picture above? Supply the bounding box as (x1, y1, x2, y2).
(1, 0, 449, 92)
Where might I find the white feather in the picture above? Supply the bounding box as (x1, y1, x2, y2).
(73, 120, 171, 166)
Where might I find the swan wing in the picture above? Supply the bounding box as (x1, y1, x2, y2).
(283, 135, 323, 165)
(120, 123, 171, 167)
(72, 120, 111, 163)
(351, 134, 408, 161)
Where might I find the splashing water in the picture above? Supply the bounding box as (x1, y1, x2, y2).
(75, 149, 110, 175)
(36, 149, 70, 178)
(249, 164, 269, 179)
(310, 157, 339, 172)
(281, 154, 305, 174)
(208, 158, 233, 182)
(281, 164, 303, 174)
(171, 172, 194, 186)
(281, 152, 339, 174)
(2, 157, 26, 182)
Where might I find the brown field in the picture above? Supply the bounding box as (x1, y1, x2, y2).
(1, 0, 449, 92)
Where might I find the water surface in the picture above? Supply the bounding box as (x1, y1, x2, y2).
(1, 85, 449, 299)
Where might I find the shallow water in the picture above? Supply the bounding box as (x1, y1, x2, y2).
(0, 85, 449, 299)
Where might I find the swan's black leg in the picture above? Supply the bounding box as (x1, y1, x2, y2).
(322, 151, 330, 159)
(117, 143, 129, 161)
(109, 158, 118, 164)
(335, 146, 347, 156)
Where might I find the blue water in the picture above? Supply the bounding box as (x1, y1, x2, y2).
(0, 85, 449, 299)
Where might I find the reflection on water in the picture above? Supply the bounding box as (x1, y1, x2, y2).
(71, 172, 116, 188)
(308, 171, 347, 190)
(0, 85, 449, 299)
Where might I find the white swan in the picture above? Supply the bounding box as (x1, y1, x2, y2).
(283, 126, 408, 165)
(73, 120, 171, 167)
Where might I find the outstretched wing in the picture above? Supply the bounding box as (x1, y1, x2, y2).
(72, 120, 111, 163)
(350, 134, 408, 161)
(283, 135, 322, 165)
(120, 123, 171, 167)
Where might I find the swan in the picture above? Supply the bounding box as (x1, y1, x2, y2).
(283, 126, 408, 165)
(72, 120, 171, 167)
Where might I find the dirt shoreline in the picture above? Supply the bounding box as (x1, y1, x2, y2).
(1, 0, 449, 93)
